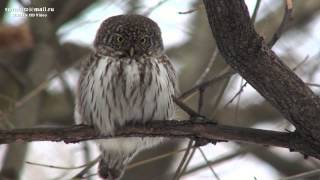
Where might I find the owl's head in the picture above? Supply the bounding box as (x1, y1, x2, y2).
(94, 14, 164, 58)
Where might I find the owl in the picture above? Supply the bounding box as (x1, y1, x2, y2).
(74, 14, 177, 179)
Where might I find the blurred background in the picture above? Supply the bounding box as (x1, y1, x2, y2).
(0, 0, 320, 179)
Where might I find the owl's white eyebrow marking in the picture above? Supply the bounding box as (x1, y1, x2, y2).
(113, 33, 124, 37)
(115, 25, 123, 31)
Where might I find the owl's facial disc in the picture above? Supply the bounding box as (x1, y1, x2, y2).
(94, 15, 164, 58)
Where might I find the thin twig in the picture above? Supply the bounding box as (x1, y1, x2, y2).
(128, 145, 195, 170)
(173, 72, 210, 179)
(15, 77, 52, 108)
(15, 59, 81, 109)
(0, 104, 15, 129)
(178, 69, 234, 100)
(72, 156, 100, 179)
(176, 77, 216, 179)
(178, 4, 203, 14)
(172, 96, 202, 118)
(225, 53, 307, 110)
(224, 82, 248, 108)
(198, 147, 221, 180)
(27, 145, 199, 179)
(280, 168, 320, 180)
(76, 142, 93, 179)
(211, 73, 231, 117)
(172, 78, 209, 179)
(143, 0, 169, 16)
(184, 148, 250, 176)
(178, 90, 212, 179)
(307, 83, 320, 88)
(0, 61, 29, 89)
(198, 88, 205, 114)
(268, 0, 293, 47)
(194, 48, 219, 86)
(292, 55, 309, 72)
(179, 147, 196, 176)
(251, 0, 262, 23)
(58, 71, 75, 106)
(80, 173, 97, 179)
(172, 140, 193, 180)
(175, 52, 232, 179)
(235, 78, 244, 121)
(26, 157, 99, 170)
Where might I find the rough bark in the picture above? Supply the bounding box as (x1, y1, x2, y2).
(202, 0, 320, 155)
(0, 121, 307, 155)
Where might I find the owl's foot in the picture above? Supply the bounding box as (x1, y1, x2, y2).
(98, 159, 123, 180)
(190, 116, 217, 124)
(190, 117, 219, 146)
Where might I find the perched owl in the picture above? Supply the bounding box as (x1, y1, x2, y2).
(74, 14, 177, 179)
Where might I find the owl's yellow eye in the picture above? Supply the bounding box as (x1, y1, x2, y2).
(116, 36, 124, 43)
(140, 37, 146, 44)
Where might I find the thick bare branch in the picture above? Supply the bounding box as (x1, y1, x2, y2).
(202, 0, 320, 155)
(0, 120, 311, 158)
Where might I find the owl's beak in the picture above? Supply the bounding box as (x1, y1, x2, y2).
(129, 47, 135, 57)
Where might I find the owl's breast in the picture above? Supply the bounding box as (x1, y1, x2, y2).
(80, 56, 175, 134)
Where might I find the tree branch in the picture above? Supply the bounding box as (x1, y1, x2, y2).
(0, 120, 310, 156)
(202, 0, 320, 155)
(268, 0, 293, 47)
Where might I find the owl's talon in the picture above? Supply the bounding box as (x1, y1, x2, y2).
(190, 117, 217, 125)
(194, 138, 211, 147)
(108, 171, 114, 180)
(190, 116, 206, 120)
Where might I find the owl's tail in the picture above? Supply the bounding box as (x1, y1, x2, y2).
(96, 138, 145, 179)
(98, 158, 124, 180)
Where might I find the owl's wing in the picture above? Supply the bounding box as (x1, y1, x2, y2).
(159, 55, 180, 96)
(74, 54, 99, 125)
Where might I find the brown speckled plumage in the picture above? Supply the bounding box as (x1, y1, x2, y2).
(74, 14, 177, 179)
